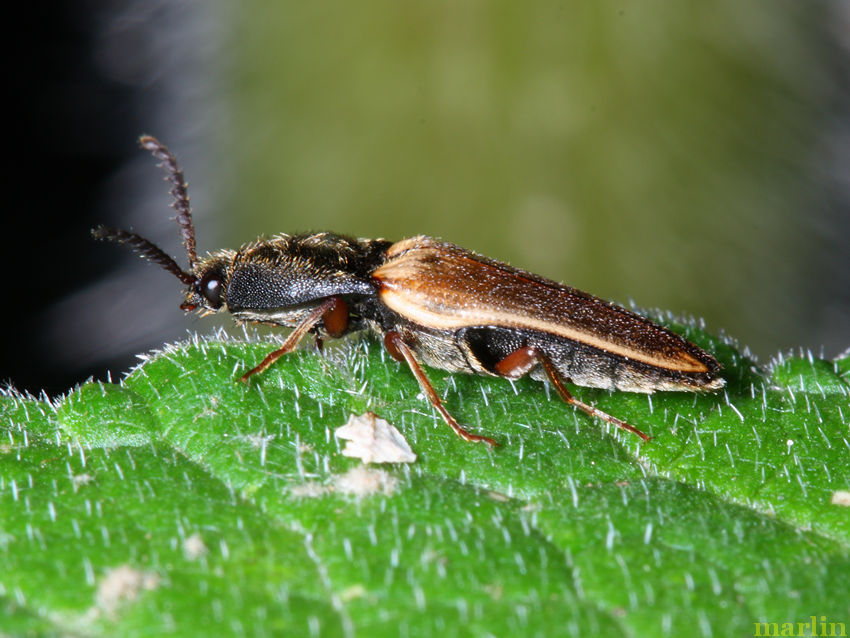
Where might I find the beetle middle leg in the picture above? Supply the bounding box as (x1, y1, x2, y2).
(384, 331, 497, 447)
(495, 346, 651, 442)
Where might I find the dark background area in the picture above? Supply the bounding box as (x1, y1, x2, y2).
(5, 4, 144, 397)
(4, 3, 226, 398)
(3, 2, 849, 400)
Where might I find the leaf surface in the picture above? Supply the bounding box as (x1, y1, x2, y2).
(1, 325, 848, 636)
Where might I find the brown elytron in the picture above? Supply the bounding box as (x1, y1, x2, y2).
(373, 237, 719, 381)
(94, 136, 724, 447)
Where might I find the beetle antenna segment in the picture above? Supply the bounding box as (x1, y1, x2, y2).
(138, 135, 198, 269)
(92, 226, 196, 286)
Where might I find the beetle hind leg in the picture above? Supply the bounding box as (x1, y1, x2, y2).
(494, 346, 651, 442)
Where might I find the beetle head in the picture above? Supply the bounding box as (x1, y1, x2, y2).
(176, 252, 236, 314)
(93, 135, 231, 315)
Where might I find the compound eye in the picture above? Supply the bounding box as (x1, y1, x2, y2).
(198, 271, 223, 309)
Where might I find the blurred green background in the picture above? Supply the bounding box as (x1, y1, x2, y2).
(208, 1, 848, 361)
(7, 0, 848, 397)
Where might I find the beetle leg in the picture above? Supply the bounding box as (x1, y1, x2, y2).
(240, 297, 344, 381)
(384, 331, 497, 447)
(322, 297, 349, 337)
(491, 345, 650, 441)
(493, 346, 538, 378)
(534, 351, 651, 442)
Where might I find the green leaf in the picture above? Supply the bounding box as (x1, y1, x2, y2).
(1, 324, 849, 637)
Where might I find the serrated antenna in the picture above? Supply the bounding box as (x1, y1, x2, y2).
(91, 225, 195, 285)
(138, 135, 198, 269)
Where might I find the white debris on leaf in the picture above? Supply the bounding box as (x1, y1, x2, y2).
(335, 412, 416, 464)
(290, 481, 331, 498)
(290, 468, 399, 499)
(71, 473, 94, 488)
(182, 532, 208, 560)
(95, 564, 160, 617)
(334, 466, 398, 497)
(831, 490, 850, 507)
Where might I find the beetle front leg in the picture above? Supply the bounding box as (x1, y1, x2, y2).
(384, 331, 497, 447)
(240, 297, 348, 381)
(494, 346, 651, 442)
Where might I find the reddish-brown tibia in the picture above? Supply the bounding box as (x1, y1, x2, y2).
(537, 355, 651, 442)
(238, 297, 343, 381)
(493, 345, 651, 441)
(384, 331, 498, 447)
